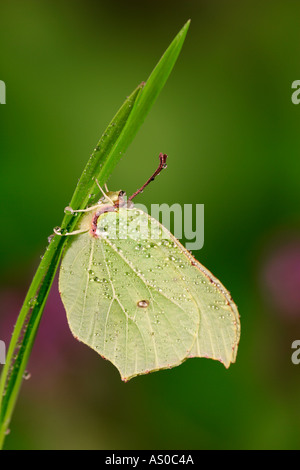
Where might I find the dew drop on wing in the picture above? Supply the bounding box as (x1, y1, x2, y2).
(137, 300, 150, 308)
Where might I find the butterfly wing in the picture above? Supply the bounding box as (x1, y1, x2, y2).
(59, 207, 240, 381)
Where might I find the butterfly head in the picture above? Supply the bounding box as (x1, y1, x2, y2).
(102, 190, 123, 204)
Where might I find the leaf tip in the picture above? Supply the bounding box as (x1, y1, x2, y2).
(138, 81, 146, 89)
(183, 19, 191, 32)
(175, 19, 191, 45)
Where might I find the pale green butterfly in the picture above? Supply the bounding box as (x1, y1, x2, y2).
(56, 154, 240, 381)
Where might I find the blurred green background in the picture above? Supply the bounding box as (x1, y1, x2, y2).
(1, 0, 300, 450)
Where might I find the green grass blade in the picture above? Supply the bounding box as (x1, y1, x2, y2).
(97, 19, 191, 184)
(67, 83, 145, 215)
(0, 20, 190, 448)
(0, 85, 142, 447)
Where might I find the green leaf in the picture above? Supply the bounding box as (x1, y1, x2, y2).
(96, 19, 191, 185)
(0, 20, 191, 448)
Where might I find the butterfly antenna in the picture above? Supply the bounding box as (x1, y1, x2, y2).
(94, 178, 114, 205)
(128, 153, 168, 201)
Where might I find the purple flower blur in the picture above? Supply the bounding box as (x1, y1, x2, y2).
(261, 235, 300, 318)
(0, 274, 89, 385)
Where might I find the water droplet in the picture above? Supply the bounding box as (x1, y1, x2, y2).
(28, 297, 38, 308)
(137, 300, 149, 308)
(53, 226, 62, 234)
(64, 206, 74, 215)
(208, 304, 219, 310)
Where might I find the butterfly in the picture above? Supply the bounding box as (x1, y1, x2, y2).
(56, 154, 240, 381)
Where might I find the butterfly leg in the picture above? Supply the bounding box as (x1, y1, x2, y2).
(53, 227, 89, 236)
(64, 204, 101, 214)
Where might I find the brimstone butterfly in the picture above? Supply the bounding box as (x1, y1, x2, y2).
(57, 154, 240, 381)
